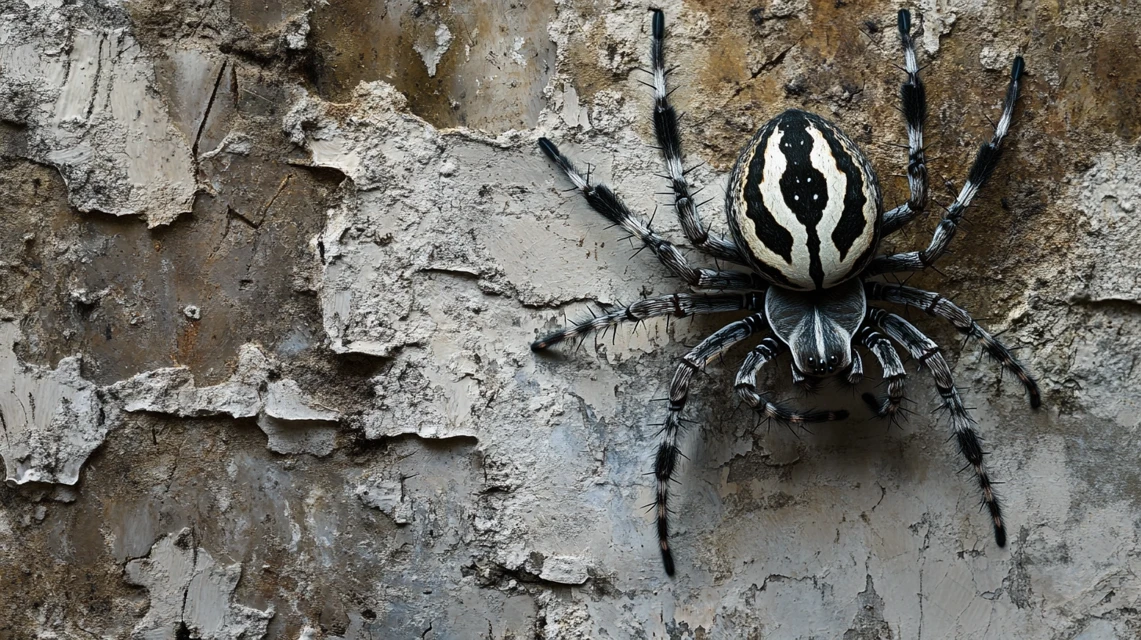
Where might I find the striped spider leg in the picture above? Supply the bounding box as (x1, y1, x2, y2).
(882, 8, 929, 236)
(869, 23, 1026, 275)
(649, 8, 747, 265)
(866, 282, 1040, 408)
(869, 308, 1009, 546)
(536, 138, 764, 292)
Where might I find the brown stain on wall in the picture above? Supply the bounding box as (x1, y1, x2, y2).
(562, 0, 640, 104)
(307, 0, 556, 133)
(0, 147, 338, 385)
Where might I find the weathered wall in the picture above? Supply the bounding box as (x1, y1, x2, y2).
(0, 0, 1139, 637)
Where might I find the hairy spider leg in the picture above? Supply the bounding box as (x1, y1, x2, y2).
(531, 293, 763, 351)
(882, 8, 930, 235)
(867, 283, 1040, 408)
(870, 55, 1025, 274)
(537, 138, 764, 291)
(870, 307, 1007, 547)
(856, 325, 908, 421)
(655, 314, 767, 576)
(845, 349, 865, 386)
(649, 8, 747, 264)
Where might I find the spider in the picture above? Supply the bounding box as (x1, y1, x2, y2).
(531, 8, 1039, 576)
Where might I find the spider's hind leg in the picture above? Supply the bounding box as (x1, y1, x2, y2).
(870, 307, 1008, 547)
(654, 314, 765, 575)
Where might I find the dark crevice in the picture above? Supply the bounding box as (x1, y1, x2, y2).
(193, 59, 229, 159)
(727, 38, 803, 105)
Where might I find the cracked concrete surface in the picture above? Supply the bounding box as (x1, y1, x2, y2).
(1, 0, 1140, 637)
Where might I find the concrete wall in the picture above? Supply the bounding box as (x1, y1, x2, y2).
(1, 0, 1139, 637)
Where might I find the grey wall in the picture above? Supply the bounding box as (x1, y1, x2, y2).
(1, 0, 1139, 637)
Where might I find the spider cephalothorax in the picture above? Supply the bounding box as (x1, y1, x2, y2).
(532, 8, 1039, 576)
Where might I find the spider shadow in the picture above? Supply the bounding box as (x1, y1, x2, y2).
(681, 352, 931, 542)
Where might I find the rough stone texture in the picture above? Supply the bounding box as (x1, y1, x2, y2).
(1, 0, 1140, 637)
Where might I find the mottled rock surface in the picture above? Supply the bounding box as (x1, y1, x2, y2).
(1, 0, 1139, 637)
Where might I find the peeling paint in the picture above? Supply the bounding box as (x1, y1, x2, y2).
(111, 344, 343, 456)
(124, 528, 273, 639)
(0, 0, 196, 226)
(0, 321, 106, 486)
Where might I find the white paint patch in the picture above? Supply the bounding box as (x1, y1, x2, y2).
(111, 344, 268, 419)
(0, 321, 107, 486)
(283, 11, 311, 50)
(0, 14, 195, 226)
(510, 36, 527, 65)
(258, 379, 340, 456)
(125, 528, 273, 638)
(560, 82, 591, 130)
(1070, 149, 1141, 304)
(538, 555, 590, 585)
(415, 23, 454, 77)
(111, 345, 342, 456)
(355, 477, 412, 524)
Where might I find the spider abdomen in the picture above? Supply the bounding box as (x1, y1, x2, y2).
(726, 110, 883, 291)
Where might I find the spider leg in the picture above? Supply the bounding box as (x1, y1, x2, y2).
(538, 138, 764, 291)
(869, 307, 1007, 547)
(733, 338, 849, 425)
(882, 9, 929, 236)
(868, 55, 1025, 275)
(531, 292, 762, 351)
(856, 325, 907, 421)
(867, 282, 1041, 408)
(845, 348, 865, 386)
(649, 9, 747, 264)
(655, 314, 765, 576)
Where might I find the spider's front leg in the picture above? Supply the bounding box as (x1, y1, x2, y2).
(869, 308, 1008, 547)
(648, 9, 746, 264)
(537, 138, 763, 291)
(867, 282, 1040, 407)
(869, 53, 1026, 275)
(882, 9, 929, 236)
(654, 314, 766, 575)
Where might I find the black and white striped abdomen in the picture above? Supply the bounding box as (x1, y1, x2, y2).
(726, 110, 882, 291)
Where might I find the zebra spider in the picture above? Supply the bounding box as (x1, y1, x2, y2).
(532, 8, 1039, 575)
